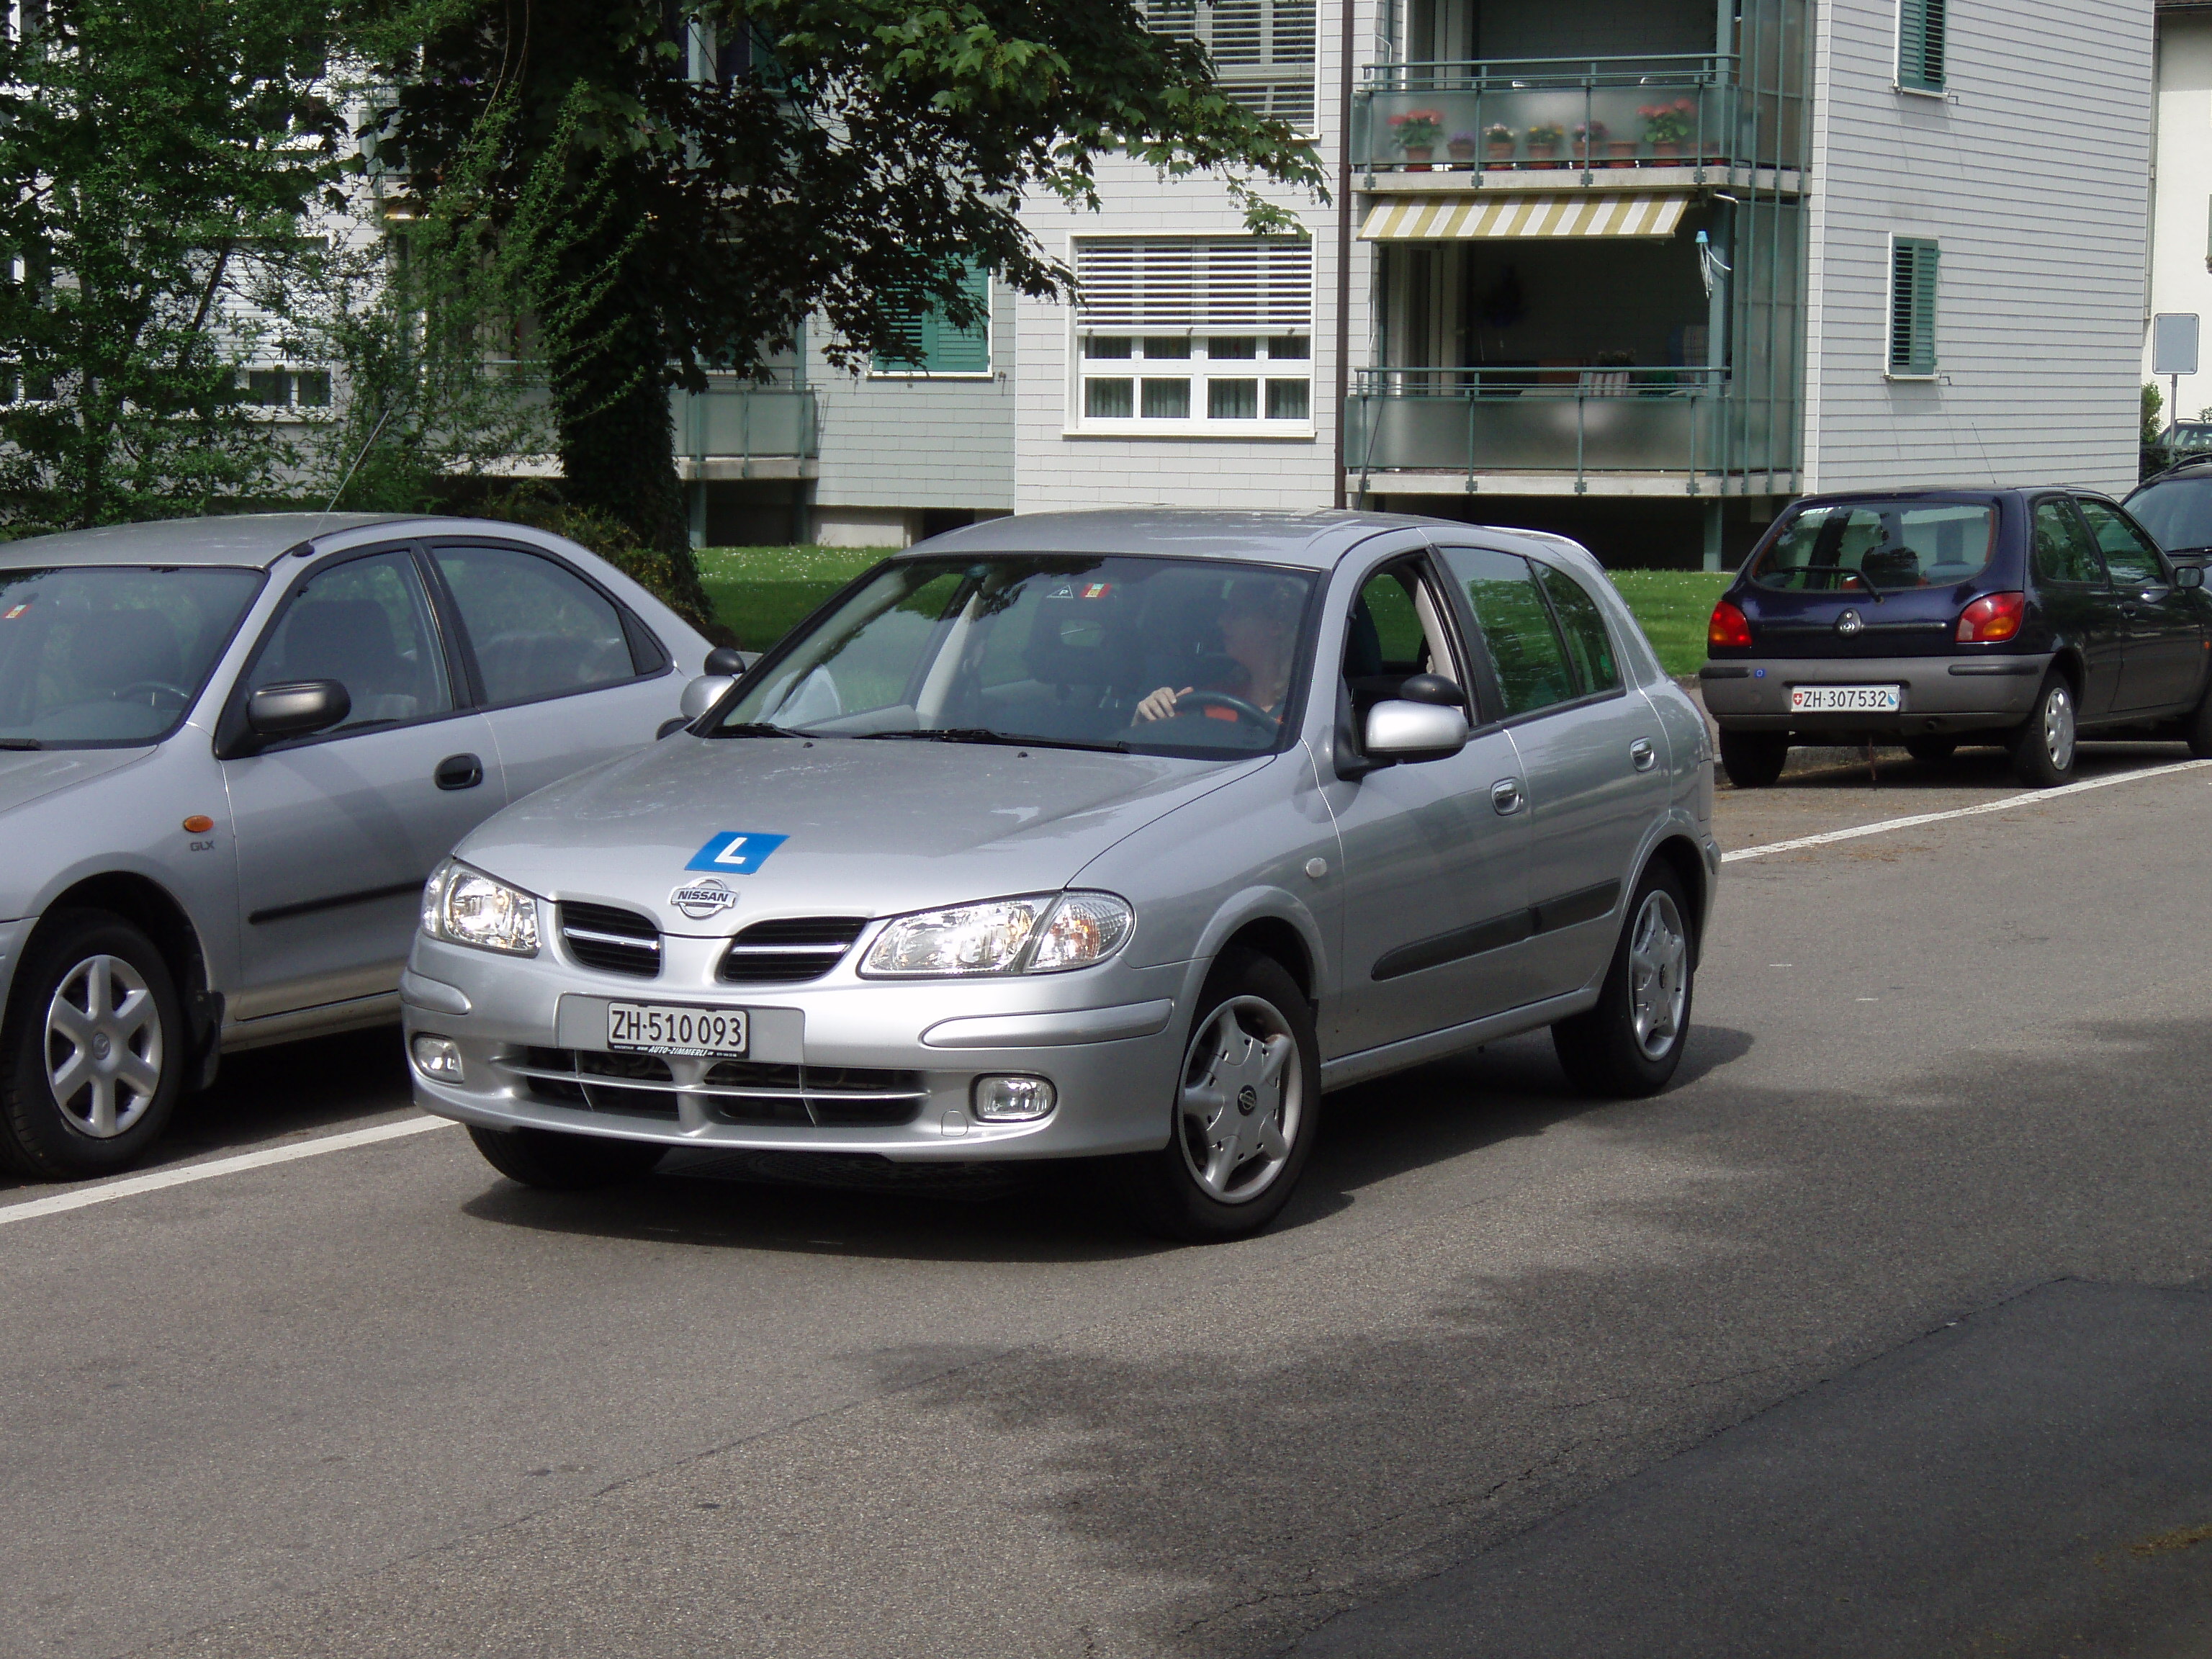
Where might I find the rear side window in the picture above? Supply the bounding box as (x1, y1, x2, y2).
(1437, 547, 1578, 719)
(249, 550, 453, 729)
(1750, 501, 1997, 590)
(1534, 564, 1621, 695)
(2126, 477, 2212, 555)
(2031, 502, 2105, 586)
(2074, 500, 2164, 588)
(432, 546, 639, 706)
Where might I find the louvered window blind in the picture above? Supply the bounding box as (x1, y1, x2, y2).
(1074, 239, 1313, 332)
(1140, 1, 1317, 126)
(1889, 238, 1939, 377)
(873, 263, 992, 377)
(1897, 0, 1946, 92)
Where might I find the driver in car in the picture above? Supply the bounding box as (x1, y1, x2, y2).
(1134, 576, 1303, 729)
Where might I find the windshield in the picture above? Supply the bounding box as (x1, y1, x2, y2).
(2125, 478, 2212, 554)
(0, 565, 264, 747)
(716, 554, 1317, 758)
(1748, 500, 1998, 592)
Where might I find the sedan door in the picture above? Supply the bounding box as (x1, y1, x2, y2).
(220, 546, 502, 1025)
(2075, 498, 2208, 714)
(427, 540, 683, 805)
(2028, 497, 2126, 719)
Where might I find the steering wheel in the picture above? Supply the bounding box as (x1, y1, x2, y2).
(1174, 690, 1277, 734)
(112, 680, 189, 707)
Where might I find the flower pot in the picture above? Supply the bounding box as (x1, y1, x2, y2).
(1447, 141, 1478, 163)
(1485, 141, 1516, 166)
(1526, 142, 1560, 168)
(1606, 139, 1637, 168)
(1402, 145, 1433, 171)
(1650, 140, 1683, 161)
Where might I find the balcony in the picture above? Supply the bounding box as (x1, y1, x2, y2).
(1352, 54, 1802, 185)
(1344, 366, 1796, 496)
(671, 382, 819, 481)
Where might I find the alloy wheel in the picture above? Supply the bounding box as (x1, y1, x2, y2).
(1628, 891, 1689, 1061)
(2044, 685, 2077, 773)
(44, 954, 164, 1138)
(1177, 994, 1302, 1205)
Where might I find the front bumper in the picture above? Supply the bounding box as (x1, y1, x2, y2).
(400, 932, 1190, 1161)
(1699, 653, 2051, 736)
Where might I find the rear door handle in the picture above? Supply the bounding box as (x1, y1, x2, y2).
(1491, 778, 1524, 815)
(1630, 738, 1657, 773)
(435, 752, 485, 791)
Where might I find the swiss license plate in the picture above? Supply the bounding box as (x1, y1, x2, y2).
(1790, 684, 1902, 714)
(606, 1002, 749, 1057)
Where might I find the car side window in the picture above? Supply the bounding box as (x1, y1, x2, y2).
(431, 544, 640, 706)
(1533, 562, 1622, 695)
(247, 550, 453, 731)
(2031, 500, 2106, 587)
(2074, 499, 2164, 588)
(1434, 547, 1578, 719)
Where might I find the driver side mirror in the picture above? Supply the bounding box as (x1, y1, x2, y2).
(2175, 564, 2204, 590)
(246, 679, 351, 741)
(1364, 698, 1470, 765)
(678, 673, 735, 723)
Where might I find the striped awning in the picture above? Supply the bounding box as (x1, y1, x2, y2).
(1359, 193, 1690, 241)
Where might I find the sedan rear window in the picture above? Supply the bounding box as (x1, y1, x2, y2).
(1748, 501, 1997, 592)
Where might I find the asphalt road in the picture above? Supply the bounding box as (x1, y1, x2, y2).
(6, 742, 2212, 1658)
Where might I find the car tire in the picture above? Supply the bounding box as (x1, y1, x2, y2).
(2009, 673, 2079, 788)
(2188, 685, 2212, 759)
(1718, 729, 1789, 788)
(1551, 863, 1696, 1100)
(1108, 948, 1320, 1243)
(467, 1124, 667, 1190)
(0, 910, 186, 1180)
(1905, 737, 1958, 763)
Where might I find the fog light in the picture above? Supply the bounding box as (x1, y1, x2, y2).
(972, 1074, 1056, 1122)
(411, 1034, 464, 1082)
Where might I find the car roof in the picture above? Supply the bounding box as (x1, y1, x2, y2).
(0, 513, 412, 570)
(903, 508, 1455, 572)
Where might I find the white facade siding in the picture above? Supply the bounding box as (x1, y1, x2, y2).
(2146, 8, 2212, 418)
(1802, 0, 2152, 496)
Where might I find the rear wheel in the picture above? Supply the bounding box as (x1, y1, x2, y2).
(2009, 673, 2078, 787)
(1552, 863, 1695, 1099)
(1905, 737, 1958, 763)
(467, 1124, 667, 1190)
(1719, 729, 1789, 788)
(2189, 683, 2212, 759)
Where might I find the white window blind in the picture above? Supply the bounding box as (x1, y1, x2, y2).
(1074, 239, 1314, 333)
(1141, 1, 1317, 125)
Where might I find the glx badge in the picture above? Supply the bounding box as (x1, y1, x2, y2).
(1836, 608, 1865, 637)
(670, 879, 739, 920)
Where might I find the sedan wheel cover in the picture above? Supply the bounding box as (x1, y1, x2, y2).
(1628, 891, 1689, 1061)
(1177, 994, 1302, 1205)
(44, 955, 163, 1138)
(2044, 687, 2077, 771)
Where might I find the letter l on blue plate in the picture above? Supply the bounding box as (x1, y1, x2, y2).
(685, 832, 788, 875)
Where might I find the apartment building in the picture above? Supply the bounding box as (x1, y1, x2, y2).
(2147, 0, 2212, 423)
(684, 1, 2150, 567)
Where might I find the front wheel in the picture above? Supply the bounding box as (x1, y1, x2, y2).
(1719, 729, 1789, 788)
(1551, 864, 1696, 1099)
(2010, 673, 2078, 787)
(467, 1124, 667, 1190)
(1108, 948, 1319, 1242)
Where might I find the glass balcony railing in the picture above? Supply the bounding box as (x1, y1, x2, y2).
(671, 383, 819, 461)
(1345, 366, 1792, 485)
(1352, 55, 1801, 178)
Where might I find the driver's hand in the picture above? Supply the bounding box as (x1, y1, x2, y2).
(1135, 685, 1191, 724)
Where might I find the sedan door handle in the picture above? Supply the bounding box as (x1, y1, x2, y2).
(1491, 778, 1524, 815)
(1630, 738, 1658, 773)
(435, 752, 485, 791)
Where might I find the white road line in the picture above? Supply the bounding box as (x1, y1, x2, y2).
(1724, 757, 2212, 865)
(0, 1115, 456, 1227)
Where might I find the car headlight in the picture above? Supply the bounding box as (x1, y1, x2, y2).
(421, 859, 541, 957)
(860, 891, 1133, 978)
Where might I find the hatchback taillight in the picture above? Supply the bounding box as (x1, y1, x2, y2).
(1708, 599, 1753, 652)
(1956, 591, 2026, 643)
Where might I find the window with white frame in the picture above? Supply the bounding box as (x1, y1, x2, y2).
(1140, 1, 1317, 128)
(871, 261, 992, 377)
(1071, 238, 1314, 434)
(1888, 237, 1939, 377)
(1897, 0, 1946, 94)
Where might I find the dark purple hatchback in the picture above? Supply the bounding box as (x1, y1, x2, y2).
(1700, 489, 2211, 788)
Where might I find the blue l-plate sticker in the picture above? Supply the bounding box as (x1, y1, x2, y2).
(685, 831, 789, 875)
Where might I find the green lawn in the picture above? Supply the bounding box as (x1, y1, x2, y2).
(701, 545, 1732, 679)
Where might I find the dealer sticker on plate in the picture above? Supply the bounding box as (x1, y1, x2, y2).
(606, 1003, 749, 1057)
(1791, 685, 1902, 714)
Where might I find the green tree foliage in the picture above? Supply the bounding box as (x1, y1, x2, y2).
(366, 0, 1324, 590)
(0, 0, 350, 529)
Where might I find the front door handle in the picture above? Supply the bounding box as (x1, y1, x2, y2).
(1491, 778, 1524, 815)
(1630, 737, 1658, 773)
(435, 752, 485, 791)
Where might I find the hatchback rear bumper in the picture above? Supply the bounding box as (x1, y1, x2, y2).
(1700, 653, 2051, 736)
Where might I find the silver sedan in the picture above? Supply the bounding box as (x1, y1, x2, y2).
(405, 511, 1719, 1240)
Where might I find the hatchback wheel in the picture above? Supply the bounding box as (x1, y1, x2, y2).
(2010, 673, 2077, 787)
(468, 1124, 668, 1190)
(1110, 948, 1319, 1242)
(1552, 864, 1695, 1099)
(1719, 729, 1789, 788)
(2188, 683, 2212, 759)
(0, 911, 186, 1179)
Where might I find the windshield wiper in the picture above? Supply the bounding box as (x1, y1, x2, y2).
(710, 722, 801, 739)
(856, 728, 1130, 754)
(0, 737, 40, 750)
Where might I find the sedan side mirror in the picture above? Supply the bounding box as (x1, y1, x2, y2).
(246, 679, 351, 741)
(1364, 698, 1470, 764)
(678, 674, 735, 722)
(2175, 565, 2204, 590)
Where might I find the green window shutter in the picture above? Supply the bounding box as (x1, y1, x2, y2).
(1889, 238, 1939, 375)
(1899, 0, 1946, 91)
(873, 263, 990, 374)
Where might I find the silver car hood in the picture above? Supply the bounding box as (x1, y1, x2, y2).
(459, 734, 1267, 932)
(0, 746, 150, 819)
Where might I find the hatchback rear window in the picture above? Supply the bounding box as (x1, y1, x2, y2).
(1748, 501, 1998, 592)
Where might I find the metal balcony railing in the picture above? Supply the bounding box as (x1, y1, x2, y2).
(671, 383, 819, 462)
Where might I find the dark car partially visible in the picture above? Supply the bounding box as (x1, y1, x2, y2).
(1700, 489, 2210, 788)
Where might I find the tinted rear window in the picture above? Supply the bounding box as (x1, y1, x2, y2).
(1748, 502, 1998, 592)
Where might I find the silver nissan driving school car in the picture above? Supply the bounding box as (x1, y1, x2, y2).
(406, 511, 1719, 1240)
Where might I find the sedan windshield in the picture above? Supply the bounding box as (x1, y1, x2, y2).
(2125, 478, 2212, 555)
(1749, 500, 1998, 591)
(716, 555, 1317, 758)
(0, 565, 264, 747)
